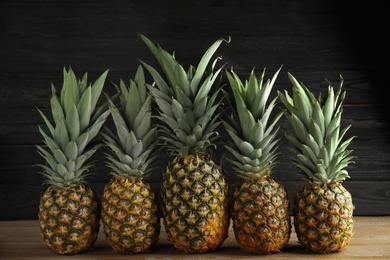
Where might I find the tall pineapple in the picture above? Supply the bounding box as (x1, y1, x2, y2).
(278, 72, 356, 253)
(223, 67, 291, 254)
(100, 65, 160, 254)
(139, 35, 229, 253)
(36, 67, 110, 254)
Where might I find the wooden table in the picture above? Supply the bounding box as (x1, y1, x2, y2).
(0, 216, 389, 259)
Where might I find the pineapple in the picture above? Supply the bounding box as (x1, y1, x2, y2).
(139, 35, 229, 253)
(35, 67, 110, 254)
(223, 66, 291, 254)
(100, 65, 160, 254)
(278, 72, 356, 253)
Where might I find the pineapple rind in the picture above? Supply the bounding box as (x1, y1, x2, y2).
(162, 154, 229, 253)
(101, 177, 160, 254)
(38, 184, 100, 254)
(293, 182, 354, 253)
(232, 177, 291, 254)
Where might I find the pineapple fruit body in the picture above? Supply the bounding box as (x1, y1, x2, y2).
(223, 67, 291, 254)
(139, 35, 230, 253)
(35, 68, 110, 254)
(278, 72, 356, 253)
(232, 176, 291, 254)
(101, 177, 160, 254)
(294, 182, 354, 253)
(38, 184, 100, 254)
(162, 154, 229, 253)
(100, 65, 160, 254)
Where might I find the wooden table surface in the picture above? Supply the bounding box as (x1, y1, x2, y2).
(0, 216, 389, 259)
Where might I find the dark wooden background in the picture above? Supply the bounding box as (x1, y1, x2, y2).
(1, 0, 389, 220)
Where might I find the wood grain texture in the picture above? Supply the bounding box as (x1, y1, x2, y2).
(0, 0, 389, 219)
(0, 217, 389, 258)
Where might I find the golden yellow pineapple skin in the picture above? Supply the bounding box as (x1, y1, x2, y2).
(162, 154, 229, 253)
(101, 177, 160, 254)
(232, 176, 291, 254)
(38, 184, 100, 254)
(294, 182, 354, 253)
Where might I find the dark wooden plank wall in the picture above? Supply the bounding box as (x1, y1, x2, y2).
(1, 0, 389, 220)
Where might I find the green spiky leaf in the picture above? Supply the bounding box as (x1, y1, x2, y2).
(35, 68, 109, 188)
(279, 72, 356, 184)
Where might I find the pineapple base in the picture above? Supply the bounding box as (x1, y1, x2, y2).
(101, 177, 160, 254)
(38, 184, 100, 254)
(162, 154, 229, 253)
(232, 176, 291, 254)
(294, 182, 354, 253)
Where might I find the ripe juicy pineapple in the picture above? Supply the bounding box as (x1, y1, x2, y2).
(278, 73, 356, 253)
(36, 68, 110, 254)
(100, 65, 160, 254)
(139, 35, 229, 253)
(223, 67, 291, 254)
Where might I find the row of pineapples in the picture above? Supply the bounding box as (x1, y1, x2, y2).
(35, 35, 356, 255)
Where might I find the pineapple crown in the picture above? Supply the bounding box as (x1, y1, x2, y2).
(222, 66, 283, 179)
(278, 72, 356, 185)
(138, 34, 229, 157)
(102, 65, 158, 179)
(35, 67, 110, 188)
